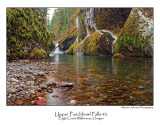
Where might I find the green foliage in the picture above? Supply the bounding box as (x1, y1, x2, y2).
(48, 8, 77, 39)
(7, 8, 51, 60)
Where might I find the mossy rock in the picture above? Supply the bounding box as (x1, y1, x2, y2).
(65, 31, 116, 56)
(114, 8, 153, 57)
(113, 53, 124, 58)
(30, 47, 47, 59)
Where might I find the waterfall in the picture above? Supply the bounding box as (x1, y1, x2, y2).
(100, 30, 117, 54)
(54, 42, 60, 53)
(85, 8, 98, 37)
(49, 41, 62, 56)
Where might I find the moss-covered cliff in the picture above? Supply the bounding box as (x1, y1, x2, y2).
(65, 8, 131, 56)
(64, 31, 116, 56)
(114, 8, 153, 57)
(49, 8, 153, 57)
(7, 8, 51, 60)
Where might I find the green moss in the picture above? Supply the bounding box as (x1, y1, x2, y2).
(30, 47, 47, 58)
(65, 32, 102, 56)
(114, 8, 153, 57)
(113, 53, 124, 58)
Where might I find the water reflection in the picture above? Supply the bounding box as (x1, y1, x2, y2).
(47, 54, 153, 105)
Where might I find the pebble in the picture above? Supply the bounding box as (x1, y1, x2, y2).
(60, 83, 73, 87)
(52, 95, 59, 98)
(31, 100, 36, 105)
(23, 94, 30, 100)
(138, 86, 145, 89)
(36, 92, 44, 97)
(10, 78, 19, 83)
(70, 100, 77, 105)
(49, 82, 57, 87)
(40, 83, 48, 89)
(7, 88, 16, 94)
(16, 100, 23, 105)
(47, 89, 53, 93)
(36, 100, 45, 106)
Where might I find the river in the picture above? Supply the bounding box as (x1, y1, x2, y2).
(44, 53, 153, 105)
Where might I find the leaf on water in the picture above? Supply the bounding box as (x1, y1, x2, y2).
(75, 95, 89, 100)
(89, 74, 94, 75)
(128, 74, 136, 76)
(76, 85, 87, 89)
(107, 91, 113, 93)
(146, 80, 152, 83)
(105, 83, 114, 86)
(132, 91, 143, 95)
(78, 78, 88, 80)
(138, 79, 144, 82)
(57, 81, 64, 84)
(93, 98, 100, 102)
(85, 92, 94, 95)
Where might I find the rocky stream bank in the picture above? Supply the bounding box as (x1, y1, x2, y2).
(7, 60, 75, 106)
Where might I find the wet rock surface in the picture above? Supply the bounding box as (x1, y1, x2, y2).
(6, 60, 69, 106)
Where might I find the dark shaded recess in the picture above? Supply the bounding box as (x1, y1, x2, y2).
(99, 32, 114, 55)
(94, 8, 132, 31)
(49, 42, 55, 51)
(59, 36, 77, 51)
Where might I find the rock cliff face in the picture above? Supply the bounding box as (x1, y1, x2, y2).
(114, 8, 153, 57)
(65, 8, 132, 56)
(7, 8, 51, 60)
(59, 8, 153, 57)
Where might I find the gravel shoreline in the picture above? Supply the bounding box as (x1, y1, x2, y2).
(6, 60, 61, 106)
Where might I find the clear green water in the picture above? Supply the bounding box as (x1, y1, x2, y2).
(46, 54, 153, 105)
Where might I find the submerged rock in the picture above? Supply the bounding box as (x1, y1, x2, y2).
(113, 53, 124, 58)
(60, 83, 73, 87)
(40, 83, 49, 89)
(36, 100, 45, 106)
(7, 88, 16, 94)
(70, 100, 77, 105)
(46, 87, 53, 93)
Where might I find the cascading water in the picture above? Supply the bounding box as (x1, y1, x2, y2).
(54, 42, 60, 53)
(49, 41, 62, 57)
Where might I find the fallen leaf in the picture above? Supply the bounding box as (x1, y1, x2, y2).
(78, 78, 88, 80)
(93, 98, 100, 102)
(132, 91, 143, 95)
(85, 92, 94, 95)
